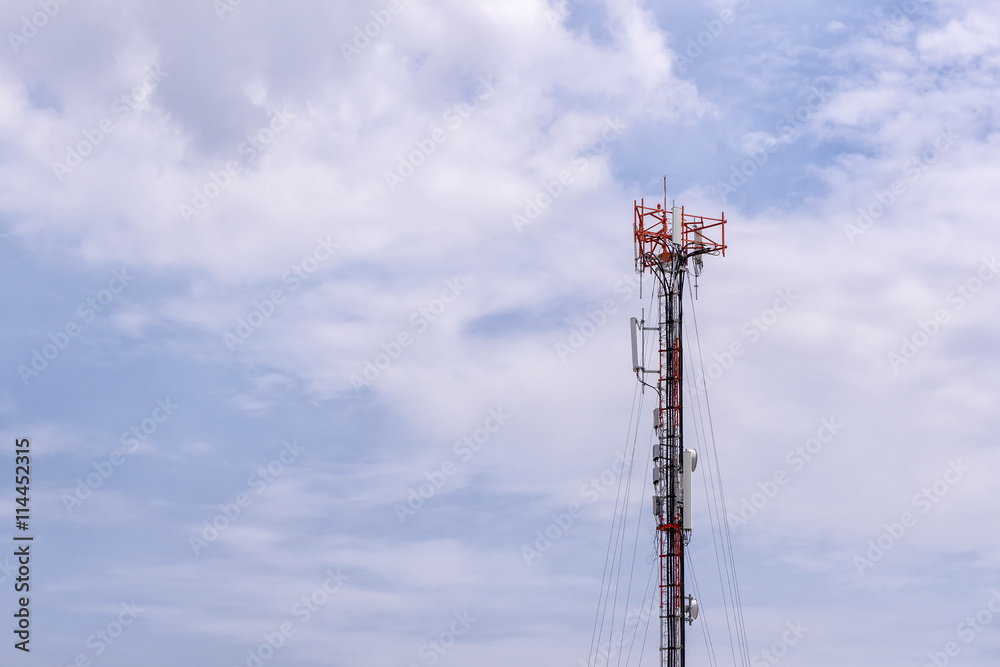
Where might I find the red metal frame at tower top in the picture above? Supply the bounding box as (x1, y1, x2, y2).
(634, 200, 726, 272)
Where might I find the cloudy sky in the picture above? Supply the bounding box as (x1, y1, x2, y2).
(2, 0, 999, 665)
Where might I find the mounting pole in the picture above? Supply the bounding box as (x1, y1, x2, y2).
(632, 187, 726, 667)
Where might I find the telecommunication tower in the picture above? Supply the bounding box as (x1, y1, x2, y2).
(630, 191, 726, 667)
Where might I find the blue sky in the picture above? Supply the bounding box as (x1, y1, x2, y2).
(2, 0, 1000, 665)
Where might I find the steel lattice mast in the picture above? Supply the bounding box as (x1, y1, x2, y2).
(631, 196, 726, 667)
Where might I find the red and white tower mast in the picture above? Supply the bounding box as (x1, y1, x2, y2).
(631, 194, 726, 667)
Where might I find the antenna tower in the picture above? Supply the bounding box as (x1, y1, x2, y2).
(630, 186, 726, 667)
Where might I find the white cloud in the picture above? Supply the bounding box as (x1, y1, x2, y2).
(4, 0, 1000, 665)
